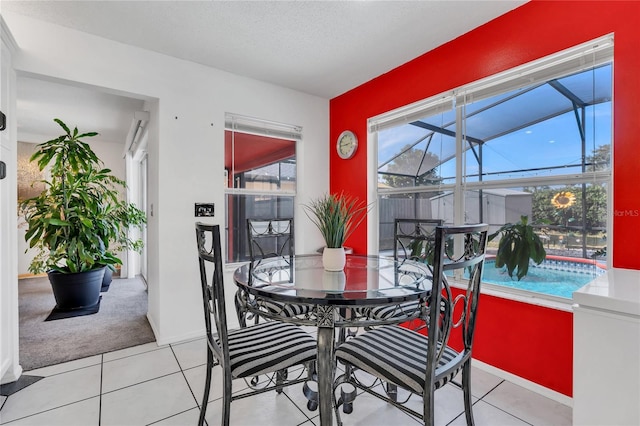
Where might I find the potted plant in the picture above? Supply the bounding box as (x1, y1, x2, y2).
(303, 192, 370, 271)
(100, 202, 146, 291)
(20, 118, 146, 311)
(488, 215, 546, 281)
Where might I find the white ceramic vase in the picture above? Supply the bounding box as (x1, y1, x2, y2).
(322, 270, 346, 290)
(322, 247, 346, 271)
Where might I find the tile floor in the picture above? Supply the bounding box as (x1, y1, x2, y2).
(0, 335, 572, 426)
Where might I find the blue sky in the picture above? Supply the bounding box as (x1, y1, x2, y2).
(378, 64, 612, 185)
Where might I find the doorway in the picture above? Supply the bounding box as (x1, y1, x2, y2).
(15, 75, 154, 370)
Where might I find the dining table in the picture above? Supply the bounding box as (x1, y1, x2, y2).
(233, 253, 433, 425)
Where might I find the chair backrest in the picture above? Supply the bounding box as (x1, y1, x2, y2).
(394, 219, 444, 264)
(195, 223, 230, 369)
(425, 223, 488, 390)
(247, 218, 294, 262)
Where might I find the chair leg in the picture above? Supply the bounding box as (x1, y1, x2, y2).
(424, 387, 435, 426)
(303, 360, 319, 411)
(222, 370, 232, 426)
(276, 368, 287, 394)
(385, 382, 398, 402)
(198, 348, 215, 426)
(339, 362, 357, 414)
(462, 361, 475, 426)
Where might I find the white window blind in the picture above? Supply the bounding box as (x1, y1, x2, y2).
(368, 34, 612, 133)
(368, 95, 454, 133)
(225, 113, 302, 140)
(457, 35, 613, 105)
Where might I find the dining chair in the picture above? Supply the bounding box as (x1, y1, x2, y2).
(235, 218, 312, 327)
(335, 223, 489, 426)
(394, 218, 444, 263)
(353, 218, 446, 403)
(195, 222, 317, 426)
(364, 218, 444, 321)
(247, 217, 294, 263)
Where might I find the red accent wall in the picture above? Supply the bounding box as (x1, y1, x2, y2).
(471, 292, 573, 396)
(329, 1, 640, 396)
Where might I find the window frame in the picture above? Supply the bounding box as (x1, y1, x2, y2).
(369, 35, 613, 275)
(224, 113, 302, 265)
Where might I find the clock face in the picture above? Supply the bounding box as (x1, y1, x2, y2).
(337, 130, 358, 159)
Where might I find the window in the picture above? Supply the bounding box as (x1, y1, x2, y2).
(225, 114, 300, 263)
(373, 37, 612, 298)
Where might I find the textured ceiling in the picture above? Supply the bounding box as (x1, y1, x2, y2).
(2, 0, 526, 144)
(3, 0, 526, 98)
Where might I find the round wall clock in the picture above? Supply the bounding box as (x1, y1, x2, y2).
(336, 130, 358, 159)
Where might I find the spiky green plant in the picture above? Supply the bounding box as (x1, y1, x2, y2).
(488, 215, 546, 281)
(303, 193, 371, 248)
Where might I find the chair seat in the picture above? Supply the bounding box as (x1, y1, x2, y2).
(335, 325, 462, 394)
(235, 290, 312, 319)
(227, 321, 317, 378)
(360, 300, 423, 320)
(262, 299, 313, 317)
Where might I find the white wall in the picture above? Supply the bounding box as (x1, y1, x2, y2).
(0, 15, 22, 384)
(4, 12, 329, 345)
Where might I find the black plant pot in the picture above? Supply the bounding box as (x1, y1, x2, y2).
(48, 267, 105, 311)
(101, 267, 113, 292)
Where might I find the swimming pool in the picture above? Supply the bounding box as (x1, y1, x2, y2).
(480, 257, 607, 299)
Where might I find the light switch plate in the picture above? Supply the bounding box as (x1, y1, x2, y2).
(195, 203, 214, 217)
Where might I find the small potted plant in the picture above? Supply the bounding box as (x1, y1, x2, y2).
(303, 192, 370, 271)
(488, 215, 546, 280)
(20, 118, 146, 311)
(100, 202, 147, 291)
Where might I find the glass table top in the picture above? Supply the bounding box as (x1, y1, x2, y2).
(233, 254, 432, 306)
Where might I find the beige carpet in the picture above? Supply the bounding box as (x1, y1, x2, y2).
(18, 275, 156, 371)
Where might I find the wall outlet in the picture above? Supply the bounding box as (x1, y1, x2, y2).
(195, 203, 214, 217)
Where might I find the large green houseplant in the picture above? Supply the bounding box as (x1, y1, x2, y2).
(488, 215, 546, 281)
(20, 118, 146, 310)
(303, 192, 370, 271)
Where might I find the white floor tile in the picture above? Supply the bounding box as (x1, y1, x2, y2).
(182, 364, 261, 405)
(101, 346, 180, 393)
(276, 377, 319, 418)
(467, 366, 504, 398)
(434, 383, 475, 423)
(0, 339, 573, 426)
(203, 386, 310, 426)
(326, 389, 422, 426)
(0, 365, 101, 424)
(101, 341, 162, 362)
(25, 355, 102, 377)
(319, 375, 483, 426)
(0, 397, 100, 426)
(483, 381, 572, 426)
(449, 400, 530, 426)
(150, 407, 201, 425)
(170, 337, 207, 370)
(183, 364, 224, 404)
(100, 373, 196, 426)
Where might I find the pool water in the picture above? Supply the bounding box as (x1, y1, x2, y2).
(480, 259, 606, 299)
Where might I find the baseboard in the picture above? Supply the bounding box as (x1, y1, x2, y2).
(156, 328, 205, 346)
(1, 359, 23, 385)
(473, 359, 573, 407)
(147, 313, 205, 346)
(18, 273, 47, 279)
(146, 312, 161, 344)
